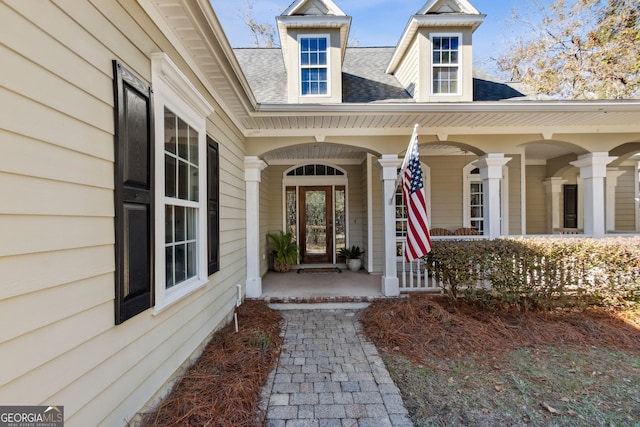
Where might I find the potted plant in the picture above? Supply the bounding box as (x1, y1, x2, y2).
(267, 231, 299, 272)
(338, 245, 365, 272)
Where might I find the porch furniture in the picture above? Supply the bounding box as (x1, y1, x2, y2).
(430, 227, 453, 236)
(454, 227, 482, 236)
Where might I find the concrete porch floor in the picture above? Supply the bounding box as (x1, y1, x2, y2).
(260, 267, 384, 301)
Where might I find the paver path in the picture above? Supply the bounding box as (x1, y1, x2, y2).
(261, 304, 414, 427)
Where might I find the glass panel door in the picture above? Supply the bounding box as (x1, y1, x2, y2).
(301, 186, 332, 263)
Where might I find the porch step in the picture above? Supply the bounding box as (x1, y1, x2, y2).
(252, 295, 407, 304)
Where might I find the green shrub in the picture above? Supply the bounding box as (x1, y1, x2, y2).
(425, 237, 640, 310)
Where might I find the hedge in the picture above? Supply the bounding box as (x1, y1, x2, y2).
(425, 237, 640, 310)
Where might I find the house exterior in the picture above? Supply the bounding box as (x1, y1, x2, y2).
(0, 0, 638, 425)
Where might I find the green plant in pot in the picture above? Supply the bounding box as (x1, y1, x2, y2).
(267, 231, 299, 272)
(338, 245, 365, 272)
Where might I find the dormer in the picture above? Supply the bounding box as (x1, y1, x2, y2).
(277, 0, 351, 103)
(386, 0, 485, 102)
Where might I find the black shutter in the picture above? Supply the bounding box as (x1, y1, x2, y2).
(113, 61, 154, 324)
(207, 136, 220, 275)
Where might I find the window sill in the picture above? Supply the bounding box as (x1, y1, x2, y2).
(152, 277, 209, 316)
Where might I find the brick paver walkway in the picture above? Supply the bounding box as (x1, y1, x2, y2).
(261, 304, 414, 427)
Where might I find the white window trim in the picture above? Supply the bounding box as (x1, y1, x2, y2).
(151, 53, 214, 313)
(430, 33, 462, 96)
(462, 162, 509, 234)
(298, 34, 331, 98)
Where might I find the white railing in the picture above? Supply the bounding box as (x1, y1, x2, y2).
(398, 233, 640, 294)
(397, 235, 486, 292)
(399, 255, 442, 292)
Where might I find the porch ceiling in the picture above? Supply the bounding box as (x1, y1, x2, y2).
(245, 103, 640, 137)
(260, 141, 584, 164)
(262, 144, 368, 164)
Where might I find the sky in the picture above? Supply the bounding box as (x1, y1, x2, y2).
(208, 0, 552, 74)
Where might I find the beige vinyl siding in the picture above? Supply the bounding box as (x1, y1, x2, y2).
(394, 38, 419, 99)
(370, 164, 385, 274)
(425, 155, 468, 230)
(615, 166, 636, 231)
(0, 1, 246, 426)
(212, 120, 247, 282)
(345, 164, 364, 251)
(361, 159, 371, 271)
(259, 167, 272, 275)
(526, 165, 548, 234)
(507, 155, 522, 235)
(263, 165, 285, 272)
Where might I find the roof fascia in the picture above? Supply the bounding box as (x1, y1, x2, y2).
(253, 100, 640, 115)
(418, 0, 481, 15)
(137, 0, 259, 130)
(282, 0, 347, 16)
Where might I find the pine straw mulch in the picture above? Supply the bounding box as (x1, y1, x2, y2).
(361, 294, 640, 366)
(140, 300, 283, 427)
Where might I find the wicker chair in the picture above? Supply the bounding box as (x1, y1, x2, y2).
(430, 227, 453, 236)
(453, 227, 482, 236)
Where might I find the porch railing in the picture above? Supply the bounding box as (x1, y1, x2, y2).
(398, 233, 640, 293)
(398, 236, 486, 292)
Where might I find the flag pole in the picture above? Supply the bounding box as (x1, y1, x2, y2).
(388, 124, 419, 205)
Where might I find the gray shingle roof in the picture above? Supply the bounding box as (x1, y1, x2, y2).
(233, 47, 524, 104)
(342, 47, 414, 103)
(233, 49, 287, 103)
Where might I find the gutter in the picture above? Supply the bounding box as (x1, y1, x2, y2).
(252, 100, 640, 116)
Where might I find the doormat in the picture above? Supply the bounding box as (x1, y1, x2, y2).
(296, 267, 342, 274)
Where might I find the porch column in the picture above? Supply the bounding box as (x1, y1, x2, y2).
(543, 177, 567, 233)
(245, 156, 267, 298)
(606, 169, 625, 233)
(570, 152, 617, 237)
(377, 155, 402, 297)
(474, 153, 511, 239)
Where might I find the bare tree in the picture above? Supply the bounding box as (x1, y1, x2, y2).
(498, 0, 639, 99)
(239, 0, 278, 48)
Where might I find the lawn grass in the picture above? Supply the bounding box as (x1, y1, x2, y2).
(362, 295, 640, 426)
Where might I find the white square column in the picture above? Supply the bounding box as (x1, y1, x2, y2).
(377, 155, 402, 297)
(474, 154, 511, 239)
(570, 153, 617, 237)
(245, 156, 267, 298)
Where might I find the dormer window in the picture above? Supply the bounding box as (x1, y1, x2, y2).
(299, 35, 329, 96)
(431, 34, 461, 95)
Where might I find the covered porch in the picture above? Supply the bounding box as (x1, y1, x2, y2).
(260, 268, 384, 302)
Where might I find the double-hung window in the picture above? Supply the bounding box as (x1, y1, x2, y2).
(152, 53, 214, 310)
(431, 34, 461, 95)
(299, 35, 329, 96)
(164, 109, 199, 289)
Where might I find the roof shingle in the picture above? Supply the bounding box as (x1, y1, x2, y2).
(233, 46, 524, 104)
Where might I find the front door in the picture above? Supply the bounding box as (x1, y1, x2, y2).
(300, 186, 333, 263)
(564, 184, 578, 228)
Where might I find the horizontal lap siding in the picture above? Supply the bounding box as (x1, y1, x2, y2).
(526, 165, 548, 234)
(371, 164, 384, 274)
(0, 1, 245, 426)
(507, 155, 522, 235)
(426, 156, 466, 229)
(395, 39, 419, 99)
(615, 166, 636, 231)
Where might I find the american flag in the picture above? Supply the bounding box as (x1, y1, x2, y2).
(401, 127, 432, 261)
